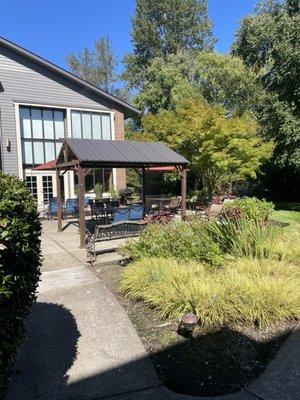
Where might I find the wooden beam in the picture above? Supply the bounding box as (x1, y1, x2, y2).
(142, 167, 146, 208)
(77, 164, 86, 248)
(56, 160, 80, 169)
(180, 167, 187, 220)
(56, 168, 63, 232)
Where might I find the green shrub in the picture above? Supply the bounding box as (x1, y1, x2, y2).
(0, 172, 41, 397)
(119, 220, 224, 266)
(120, 216, 284, 265)
(121, 257, 300, 329)
(223, 197, 274, 222)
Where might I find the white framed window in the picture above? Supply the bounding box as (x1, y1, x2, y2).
(71, 110, 112, 140)
(20, 106, 66, 166)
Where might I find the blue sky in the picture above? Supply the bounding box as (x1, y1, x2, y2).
(0, 0, 257, 72)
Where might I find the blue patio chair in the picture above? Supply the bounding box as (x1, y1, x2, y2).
(113, 207, 130, 223)
(49, 197, 58, 220)
(129, 204, 144, 221)
(84, 196, 92, 206)
(64, 198, 78, 217)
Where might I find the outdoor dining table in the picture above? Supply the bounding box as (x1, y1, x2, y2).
(149, 197, 171, 212)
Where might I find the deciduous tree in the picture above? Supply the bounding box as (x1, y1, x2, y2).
(124, 0, 215, 88)
(141, 99, 273, 197)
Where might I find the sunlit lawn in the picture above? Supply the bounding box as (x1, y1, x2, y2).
(272, 203, 300, 233)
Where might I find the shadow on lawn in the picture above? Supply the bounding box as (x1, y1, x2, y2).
(6, 301, 295, 399)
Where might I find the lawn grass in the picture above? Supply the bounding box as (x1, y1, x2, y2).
(272, 203, 300, 233)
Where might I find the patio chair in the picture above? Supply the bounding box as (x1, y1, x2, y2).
(129, 204, 144, 220)
(113, 207, 130, 222)
(64, 198, 78, 218)
(48, 197, 58, 220)
(163, 196, 181, 214)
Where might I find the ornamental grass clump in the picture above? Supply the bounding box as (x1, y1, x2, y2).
(120, 257, 300, 330)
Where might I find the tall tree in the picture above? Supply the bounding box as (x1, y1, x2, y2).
(124, 0, 215, 88)
(133, 51, 261, 115)
(232, 0, 300, 170)
(67, 36, 118, 93)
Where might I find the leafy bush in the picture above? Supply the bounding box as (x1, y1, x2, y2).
(223, 197, 274, 222)
(121, 257, 300, 329)
(0, 172, 41, 397)
(120, 215, 284, 265)
(119, 220, 224, 266)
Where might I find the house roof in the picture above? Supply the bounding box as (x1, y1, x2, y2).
(0, 36, 140, 118)
(57, 138, 189, 168)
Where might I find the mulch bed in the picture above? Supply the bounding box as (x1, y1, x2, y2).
(93, 262, 295, 397)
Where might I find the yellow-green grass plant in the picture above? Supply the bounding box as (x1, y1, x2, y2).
(120, 257, 300, 330)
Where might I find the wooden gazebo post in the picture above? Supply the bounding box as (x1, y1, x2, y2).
(77, 164, 86, 248)
(180, 166, 187, 220)
(56, 168, 62, 232)
(142, 167, 146, 207)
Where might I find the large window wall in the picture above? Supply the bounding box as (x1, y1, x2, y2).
(20, 106, 66, 166)
(71, 110, 111, 140)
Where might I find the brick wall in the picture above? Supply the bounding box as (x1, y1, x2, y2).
(114, 109, 127, 189)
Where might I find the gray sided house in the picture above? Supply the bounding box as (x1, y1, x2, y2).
(0, 36, 139, 206)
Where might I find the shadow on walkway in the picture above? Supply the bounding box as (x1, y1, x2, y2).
(6, 299, 299, 400)
(6, 302, 80, 400)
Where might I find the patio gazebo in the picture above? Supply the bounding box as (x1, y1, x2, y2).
(56, 138, 189, 247)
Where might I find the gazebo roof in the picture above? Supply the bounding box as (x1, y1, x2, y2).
(57, 138, 189, 169)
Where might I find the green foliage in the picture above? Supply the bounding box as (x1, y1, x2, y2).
(94, 183, 102, 200)
(121, 257, 300, 329)
(121, 214, 289, 265)
(67, 36, 121, 95)
(206, 217, 281, 260)
(0, 173, 41, 397)
(223, 197, 275, 222)
(124, 0, 215, 88)
(232, 0, 300, 169)
(134, 51, 261, 115)
(141, 98, 273, 197)
(120, 220, 224, 266)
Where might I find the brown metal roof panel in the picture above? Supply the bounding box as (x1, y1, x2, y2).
(64, 138, 188, 165)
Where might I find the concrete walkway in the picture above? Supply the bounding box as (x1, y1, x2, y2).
(6, 221, 300, 400)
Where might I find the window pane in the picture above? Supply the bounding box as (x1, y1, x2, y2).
(82, 112, 92, 138)
(23, 141, 33, 164)
(45, 142, 55, 162)
(56, 142, 62, 157)
(20, 108, 31, 138)
(54, 110, 65, 138)
(43, 110, 54, 139)
(71, 111, 82, 138)
(33, 141, 44, 164)
(31, 109, 43, 138)
(101, 114, 111, 140)
(92, 114, 101, 139)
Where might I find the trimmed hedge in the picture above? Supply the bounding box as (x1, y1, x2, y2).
(0, 172, 41, 398)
